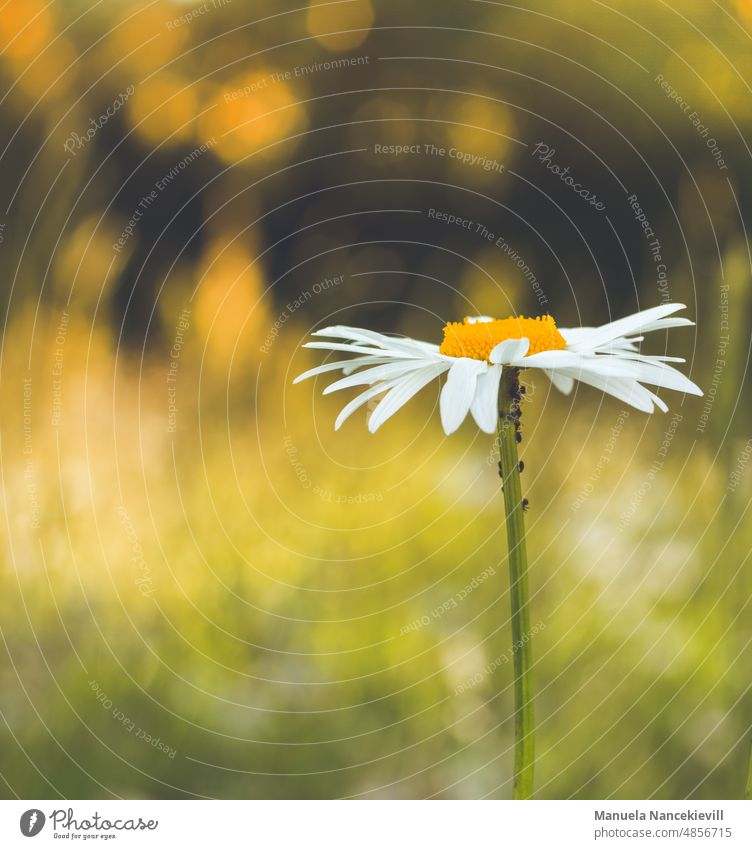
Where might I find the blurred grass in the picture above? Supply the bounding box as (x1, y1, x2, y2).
(1, 297, 750, 799)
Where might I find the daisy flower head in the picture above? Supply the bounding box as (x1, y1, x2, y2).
(294, 303, 702, 435)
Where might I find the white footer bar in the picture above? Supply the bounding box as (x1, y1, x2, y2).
(2, 800, 750, 848)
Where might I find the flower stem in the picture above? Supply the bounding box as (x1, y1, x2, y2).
(497, 367, 534, 799)
(746, 739, 752, 800)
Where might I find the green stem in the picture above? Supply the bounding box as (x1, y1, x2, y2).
(746, 739, 752, 800)
(497, 367, 534, 799)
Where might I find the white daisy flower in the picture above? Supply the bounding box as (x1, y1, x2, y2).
(294, 303, 703, 435)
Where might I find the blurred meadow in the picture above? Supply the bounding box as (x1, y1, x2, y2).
(0, 0, 751, 799)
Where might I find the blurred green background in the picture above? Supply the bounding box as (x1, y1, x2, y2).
(0, 0, 750, 799)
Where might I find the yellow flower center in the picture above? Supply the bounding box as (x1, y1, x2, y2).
(439, 315, 567, 361)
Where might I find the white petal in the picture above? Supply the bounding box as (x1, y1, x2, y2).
(544, 369, 575, 395)
(601, 351, 685, 364)
(559, 327, 596, 347)
(312, 326, 409, 347)
(489, 337, 530, 364)
(646, 390, 669, 413)
(593, 337, 642, 353)
(588, 318, 692, 355)
(313, 326, 442, 357)
(342, 358, 388, 376)
(334, 382, 395, 430)
(573, 356, 703, 396)
(465, 315, 494, 324)
(516, 349, 583, 369)
(305, 341, 421, 358)
(293, 355, 393, 383)
(323, 359, 431, 394)
(562, 303, 686, 351)
(638, 317, 694, 333)
(368, 363, 449, 433)
(555, 368, 657, 413)
(440, 359, 486, 435)
(470, 364, 503, 433)
(313, 325, 383, 341)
